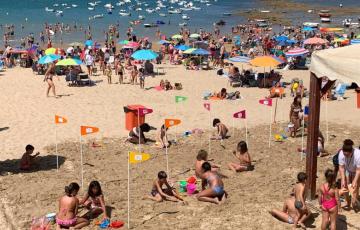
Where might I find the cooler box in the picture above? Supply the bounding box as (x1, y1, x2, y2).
(356, 88, 360, 109)
(124, 105, 146, 131)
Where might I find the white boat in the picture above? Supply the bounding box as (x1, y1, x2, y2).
(206, 3, 212, 6)
(138, 15, 145, 20)
(135, 7, 142, 11)
(144, 23, 158, 28)
(45, 7, 55, 12)
(72, 4, 78, 8)
(159, 13, 167, 17)
(88, 7, 95, 10)
(303, 22, 319, 28)
(89, 14, 104, 20)
(223, 12, 232, 16)
(107, 9, 113, 14)
(146, 8, 155, 13)
(119, 12, 131, 16)
(53, 4, 59, 7)
(66, 6, 71, 9)
(179, 22, 187, 26)
(260, 10, 270, 13)
(116, 2, 125, 6)
(180, 7, 192, 11)
(321, 17, 331, 23)
(192, 7, 201, 10)
(61, 3, 68, 6)
(55, 10, 64, 17)
(182, 14, 190, 20)
(168, 9, 182, 14)
(88, 2, 97, 7)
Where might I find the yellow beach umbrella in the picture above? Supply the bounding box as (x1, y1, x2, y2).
(249, 56, 282, 67)
(172, 34, 183, 39)
(183, 48, 197, 54)
(45, 47, 56, 55)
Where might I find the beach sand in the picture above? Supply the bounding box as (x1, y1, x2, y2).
(0, 63, 360, 229)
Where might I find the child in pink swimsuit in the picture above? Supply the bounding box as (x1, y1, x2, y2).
(318, 169, 340, 230)
(80, 181, 108, 220)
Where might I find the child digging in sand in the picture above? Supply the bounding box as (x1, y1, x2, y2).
(80, 181, 108, 220)
(56, 182, 89, 229)
(145, 171, 184, 202)
(228, 141, 253, 172)
(293, 172, 311, 228)
(20, 144, 40, 170)
(318, 169, 340, 230)
(212, 118, 228, 140)
(270, 196, 300, 227)
(195, 162, 226, 205)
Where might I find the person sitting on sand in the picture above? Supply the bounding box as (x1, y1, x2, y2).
(56, 182, 89, 229)
(212, 118, 228, 140)
(157, 124, 170, 148)
(144, 171, 184, 202)
(195, 162, 226, 205)
(80, 181, 108, 220)
(293, 172, 311, 228)
(289, 95, 302, 138)
(270, 196, 300, 227)
(20, 144, 40, 170)
(269, 82, 284, 98)
(195, 150, 220, 188)
(164, 80, 173, 91)
(228, 141, 253, 172)
(126, 123, 154, 144)
(318, 169, 340, 230)
(216, 88, 227, 99)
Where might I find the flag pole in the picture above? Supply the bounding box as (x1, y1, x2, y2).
(80, 134, 84, 188)
(268, 106, 272, 148)
(208, 106, 211, 154)
(301, 114, 305, 161)
(245, 118, 248, 146)
(127, 152, 130, 229)
(273, 98, 278, 123)
(55, 124, 58, 171)
(137, 108, 141, 153)
(174, 103, 177, 143)
(232, 117, 235, 138)
(325, 98, 329, 143)
(165, 128, 169, 177)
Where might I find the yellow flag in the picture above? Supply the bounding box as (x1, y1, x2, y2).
(129, 151, 150, 164)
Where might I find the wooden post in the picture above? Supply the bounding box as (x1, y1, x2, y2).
(306, 72, 321, 199)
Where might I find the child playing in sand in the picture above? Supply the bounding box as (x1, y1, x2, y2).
(293, 172, 311, 228)
(195, 162, 226, 205)
(228, 141, 253, 172)
(105, 64, 112, 84)
(56, 182, 89, 229)
(195, 150, 221, 189)
(157, 124, 169, 148)
(80, 181, 108, 220)
(270, 196, 300, 226)
(139, 67, 145, 89)
(20, 144, 40, 170)
(145, 171, 184, 202)
(289, 96, 302, 138)
(318, 169, 340, 230)
(212, 118, 228, 140)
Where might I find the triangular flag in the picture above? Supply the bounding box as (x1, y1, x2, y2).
(129, 151, 150, 164)
(233, 110, 246, 119)
(259, 98, 273, 106)
(138, 107, 153, 116)
(203, 103, 211, 111)
(80, 126, 99, 136)
(165, 119, 181, 128)
(175, 96, 187, 103)
(55, 115, 67, 124)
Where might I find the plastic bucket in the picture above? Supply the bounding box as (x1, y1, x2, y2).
(186, 183, 196, 195)
(179, 180, 187, 193)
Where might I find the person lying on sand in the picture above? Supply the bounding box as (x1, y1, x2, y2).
(195, 162, 226, 205)
(20, 144, 40, 170)
(56, 183, 89, 229)
(211, 118, 228, 140)
(293, 172, 311, 228)
(144, 171, 184, 203)
(80, 181, 108, 220)
(270, 196, 300, 227)
(228, 141, 253, 172)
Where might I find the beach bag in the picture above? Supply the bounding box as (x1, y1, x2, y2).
(31, 216, 50, 230)
(217, 69, 223, 76)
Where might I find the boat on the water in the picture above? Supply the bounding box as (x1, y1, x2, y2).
(215, 20, 226, 26)
(168, 9, 182, 14)
(223, 12, 232, 16)
(182, 14, 190, 20)
(89, 14, 104, 20)
(303, 22, 319, 28)
(144, 23, 158, 28)
(179, 22, 187, 26)
(45, 7, 55, 12)
(55, 10, 63, 17)
(138, 15, 145, 20)
(159, 13, 167, 17)
(119, 12, 131, 16)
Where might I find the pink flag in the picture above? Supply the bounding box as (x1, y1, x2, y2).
(259, 98, 273, 106)
(138, 107, 153, 116)
(233, 110, 246, 119)
(203, 103, 211, 111)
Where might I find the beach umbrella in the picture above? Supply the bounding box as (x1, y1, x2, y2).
(56, 58, 82, 66)
(131, 49, 158, 60)
(285, 48, 309, 57)
(233, 35, 241, 40)
(304, 37, 328, 45)
(172, 34, 183, 40)
(175, 44, 190, 51)
(38, 54, 61, 64)
(249, 56, 282, 67)
(190, 33, 200, 39)
(228, 56, 251, 63)
(118, 40, 129, 45)
(45, 47, 56, 55)
(303, 26, 315, 32)
(183, 48, 197, 54)
(356, 35, 360, 39)
(275, 35, 289, 42)
(126, 42, 140, 48)
(69, 42, 83, 47)
(191, 48, 210, 55)
(158, 40, 171, 45)
(84, 40, 93, 46)
(351, 39, 360, 45)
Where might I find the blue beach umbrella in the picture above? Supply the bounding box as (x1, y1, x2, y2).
(228, 56, 250, 63)
(275, 35, 288, 42)
(131, 49, 159, 60)
(84, 40, 93, 46)
(191, 48, 210, 55)
(303, 26, 315, 32)
(158, 40, 171, 45)
(175, 44, 190, 51)
(350, 39, 360, 45)
(233, 35, 241, 40)
(38, 54, 60, 64)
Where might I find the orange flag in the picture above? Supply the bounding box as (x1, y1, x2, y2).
(80, 126, 99, 136)
(55, 115, 67, 124)
(165, 119, 181, 128)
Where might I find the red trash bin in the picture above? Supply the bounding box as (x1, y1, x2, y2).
(124, 105, 146, 131)
(356, 88, 360, 109)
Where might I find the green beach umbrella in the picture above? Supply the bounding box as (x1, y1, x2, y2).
(356, 35, 360, 39)
(56, 58, 82, 66)
(69, 42, 83, 47)
(183, 48, 197, 54)
(172, 34, 183, 40)
(190, 33, 200, 38)
(118, 40, 129, 45)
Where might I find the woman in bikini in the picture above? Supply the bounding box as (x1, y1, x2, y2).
(56, 183, 89, 229)
(45, 62, 58, 98)
(80, 181, 108, 220)
(318, 169, 340, 230)
(289, 95, 303, 138)
(195, 162, 226, 205)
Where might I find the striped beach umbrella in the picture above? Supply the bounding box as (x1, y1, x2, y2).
(38, 54, 60, 64)
(285, 48, 309, 57)
(351, 39, 360, 45)
(55, 58, 82, 66)
(228, 56, 251, 63)
(304, 37, 328, 45)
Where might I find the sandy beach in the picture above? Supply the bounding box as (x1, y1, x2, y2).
(1, 61, 360, 229)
